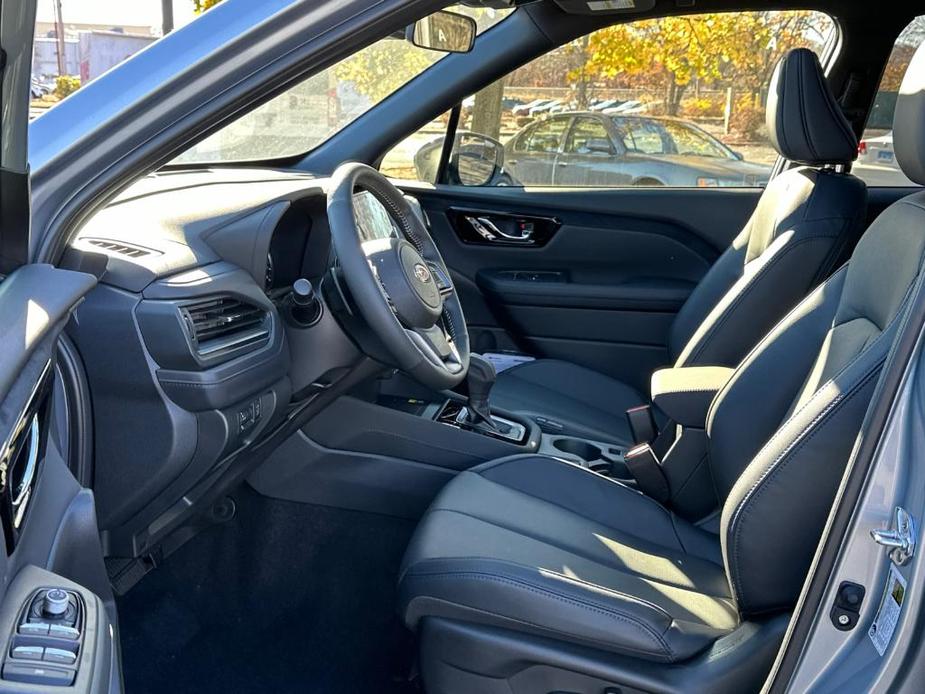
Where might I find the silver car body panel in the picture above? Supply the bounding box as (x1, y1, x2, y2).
(777, 318, 925, 691)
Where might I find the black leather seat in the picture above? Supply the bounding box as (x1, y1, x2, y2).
(399, 47, 925, 694)
(492, 49, 868, 443)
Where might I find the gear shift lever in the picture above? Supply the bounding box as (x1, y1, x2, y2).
(465, 355, 498, 430)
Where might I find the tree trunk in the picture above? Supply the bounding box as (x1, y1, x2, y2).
(664, 74, 686, 116)
(470, 78, 505, 140)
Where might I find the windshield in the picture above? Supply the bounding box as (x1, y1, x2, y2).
(174, 5, 510, 164)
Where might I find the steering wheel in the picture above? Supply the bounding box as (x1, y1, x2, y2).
(326, 162, 470, 390)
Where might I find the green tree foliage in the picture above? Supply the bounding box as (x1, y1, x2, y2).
(334, 41, 438, 103)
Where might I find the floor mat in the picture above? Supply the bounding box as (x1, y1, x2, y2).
(117, 485, 418, 694)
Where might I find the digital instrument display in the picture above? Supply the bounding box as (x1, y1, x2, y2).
(353, 191, 400, 243)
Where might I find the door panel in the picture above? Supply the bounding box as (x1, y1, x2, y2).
(405, 185, 762, 392)
(0, 265, 121, 692)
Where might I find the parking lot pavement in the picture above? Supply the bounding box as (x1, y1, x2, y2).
(853, 163, 915, 187)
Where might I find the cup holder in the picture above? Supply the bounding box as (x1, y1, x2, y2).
(552, 438, 603, 461)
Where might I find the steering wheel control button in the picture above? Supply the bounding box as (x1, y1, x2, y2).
(18, 622, 50, 636)
(43, 648, 77, 665)
(11, 646, 44, 661)
(2, 663, 74, 686)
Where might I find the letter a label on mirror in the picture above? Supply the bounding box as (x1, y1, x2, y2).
(869, 564, 907, 656)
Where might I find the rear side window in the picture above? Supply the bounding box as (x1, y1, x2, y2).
(566, 117, 612, 154)
(854, 17, 925, 187)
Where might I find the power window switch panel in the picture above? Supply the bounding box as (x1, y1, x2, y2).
(43, 648, 77, 665)
(2, 663, 74, 686)
(48, 624, 79, 640)
(10, 646, 44, 661)
(18, 622, 50, 636)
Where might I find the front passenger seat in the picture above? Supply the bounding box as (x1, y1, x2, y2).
(492, 48, 867, 444)
(398, 41, 925, 691)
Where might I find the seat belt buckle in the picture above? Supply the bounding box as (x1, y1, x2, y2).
(623, 443, 670, 504)
(626, 405, 657, 445)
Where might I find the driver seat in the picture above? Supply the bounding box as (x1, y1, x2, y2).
(491, 49, 867, 444)
(397, 46, 925, 692)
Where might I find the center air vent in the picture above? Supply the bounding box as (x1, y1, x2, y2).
(85, 238, 161, 258)
(180, 297, 269, 358)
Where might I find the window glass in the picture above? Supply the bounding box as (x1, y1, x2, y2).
(524, 117, 570, 153)
(854, 17, 925, 187)
(622, 119, 666, 155)
(566, 118, 611, 154)
(663, 121, 732, 159)
(383, 10, 834, 188)
(173, 6, 510, 164)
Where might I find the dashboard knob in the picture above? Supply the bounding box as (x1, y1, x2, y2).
(286, 279, 323, 327)
(292, 278, 316, 307)
(42, 589, 70, 618)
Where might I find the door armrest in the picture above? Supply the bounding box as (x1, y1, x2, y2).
(650, 366, 734, 428)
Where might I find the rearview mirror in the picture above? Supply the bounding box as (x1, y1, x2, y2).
(407, 10, 476, 53)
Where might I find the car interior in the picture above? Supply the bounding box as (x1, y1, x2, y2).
(9, 0, 925, 693)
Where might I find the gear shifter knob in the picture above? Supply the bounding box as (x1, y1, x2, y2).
(466, 355, 497, 428)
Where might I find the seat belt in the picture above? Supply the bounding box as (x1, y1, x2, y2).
(623, 443, 671, 505)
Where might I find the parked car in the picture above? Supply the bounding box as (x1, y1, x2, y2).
(528, 98, 562, 116)
(857, 131, 897, 167)
(511, 97, 551, 115)
(589, 98, 623, 111)
(602, 99, 647, 114)
(30, 76, 50, 98)
(503, 111, 771, 186)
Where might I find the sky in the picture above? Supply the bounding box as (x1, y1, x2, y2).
(36, 0, 198, 30)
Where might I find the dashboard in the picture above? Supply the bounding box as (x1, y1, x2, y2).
(67, 167, 367, 558)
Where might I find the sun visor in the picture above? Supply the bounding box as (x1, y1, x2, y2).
(553, 0, 657, 15)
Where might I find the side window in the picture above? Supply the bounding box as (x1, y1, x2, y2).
(566, 118, 612, 154)
(379, 111, 452, 183)
(382, 10, 834, 187)
(622, 119, 667, 155)
(853, 17, 925, 187)
(524, 117, 569, 153)
(663, 121, 733, 159)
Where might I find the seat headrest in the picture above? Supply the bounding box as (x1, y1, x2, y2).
(894, 42, 925, 185)
(766, 48, 858, 166)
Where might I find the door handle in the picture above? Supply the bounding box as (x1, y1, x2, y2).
(465, 216, 534, 243)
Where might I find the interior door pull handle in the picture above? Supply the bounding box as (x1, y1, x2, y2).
(466, 216, 534, 243)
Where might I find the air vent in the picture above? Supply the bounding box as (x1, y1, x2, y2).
(181, 296, 269, 358)
(85, 238, 161, 258)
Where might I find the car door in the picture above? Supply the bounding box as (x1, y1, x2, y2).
(0, 2, 121, 691)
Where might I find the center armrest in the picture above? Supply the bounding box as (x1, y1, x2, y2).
(650, 366, 735, 429)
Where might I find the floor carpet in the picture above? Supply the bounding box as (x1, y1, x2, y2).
(118, 485, 418, 693)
